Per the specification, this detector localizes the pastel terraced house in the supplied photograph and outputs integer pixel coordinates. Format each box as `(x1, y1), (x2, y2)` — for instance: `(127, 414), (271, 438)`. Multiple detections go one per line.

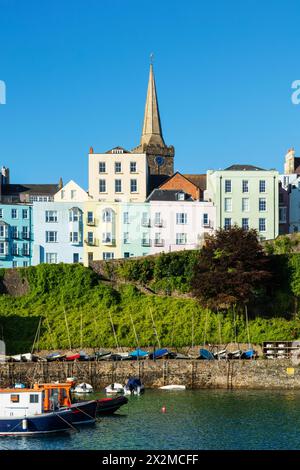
(205, 165), (279, 240)
(0, 204), (32, 268)
(32, 181), (89, 265)
(147, 189), (215, 253)
(120, 203), (151, 258)
(83, 201), (122, 265)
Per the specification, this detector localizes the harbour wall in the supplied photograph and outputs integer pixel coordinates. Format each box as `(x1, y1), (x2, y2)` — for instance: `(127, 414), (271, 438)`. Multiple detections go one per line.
(0, 360), (300, 390)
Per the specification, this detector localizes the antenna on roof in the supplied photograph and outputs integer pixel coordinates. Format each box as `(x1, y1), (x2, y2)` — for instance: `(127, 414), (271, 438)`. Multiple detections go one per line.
(150, 52), (154, 64)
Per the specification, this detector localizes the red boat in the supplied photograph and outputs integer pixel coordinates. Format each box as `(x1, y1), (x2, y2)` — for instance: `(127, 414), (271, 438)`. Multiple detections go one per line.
(96, 396), (128, 415)
(66, 353), (81, 361)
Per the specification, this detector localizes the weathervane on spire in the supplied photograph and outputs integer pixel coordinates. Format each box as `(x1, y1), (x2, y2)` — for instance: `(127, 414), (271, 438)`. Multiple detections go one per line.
(150, 52), (154, 65)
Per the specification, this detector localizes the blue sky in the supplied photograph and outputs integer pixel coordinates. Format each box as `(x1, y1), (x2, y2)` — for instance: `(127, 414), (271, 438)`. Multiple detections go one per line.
(0, 0), (300, 188)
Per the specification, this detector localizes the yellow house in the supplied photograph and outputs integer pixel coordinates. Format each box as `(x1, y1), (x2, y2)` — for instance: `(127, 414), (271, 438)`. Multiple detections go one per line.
(83, 201), (122, 265)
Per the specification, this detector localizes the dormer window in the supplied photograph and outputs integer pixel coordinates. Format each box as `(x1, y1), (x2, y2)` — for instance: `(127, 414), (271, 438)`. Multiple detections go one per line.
(176, 192), (185, 201)
(112, 148), (124, 154)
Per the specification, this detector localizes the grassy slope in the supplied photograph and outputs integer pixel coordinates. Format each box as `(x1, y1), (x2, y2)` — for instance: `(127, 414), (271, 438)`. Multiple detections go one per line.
(0, 263), (299, 354)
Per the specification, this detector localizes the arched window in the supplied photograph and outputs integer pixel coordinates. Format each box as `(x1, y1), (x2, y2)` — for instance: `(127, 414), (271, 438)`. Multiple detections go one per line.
(69, 207), (82, 222)
(102, 209), (113, 222)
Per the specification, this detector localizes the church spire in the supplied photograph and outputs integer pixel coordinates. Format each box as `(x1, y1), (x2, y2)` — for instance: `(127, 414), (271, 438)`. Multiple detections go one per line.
(140, 62), (165, 147)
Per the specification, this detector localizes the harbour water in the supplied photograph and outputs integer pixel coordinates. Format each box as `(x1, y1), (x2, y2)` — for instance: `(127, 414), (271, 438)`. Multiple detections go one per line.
(1, 389), (300, 450)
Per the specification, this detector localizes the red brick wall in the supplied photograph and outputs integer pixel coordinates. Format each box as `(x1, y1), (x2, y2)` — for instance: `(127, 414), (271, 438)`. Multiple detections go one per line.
(159, 173), (201, 200)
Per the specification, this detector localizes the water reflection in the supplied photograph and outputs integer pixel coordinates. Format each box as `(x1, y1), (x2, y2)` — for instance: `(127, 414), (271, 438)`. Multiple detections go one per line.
(1, 390), (300, 450)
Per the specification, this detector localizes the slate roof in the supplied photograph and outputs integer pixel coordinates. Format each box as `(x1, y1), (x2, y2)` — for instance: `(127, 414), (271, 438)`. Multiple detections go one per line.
(146, 189), (194, 202)
(1, 184), (60, 196)
(224, 164), (265, 171)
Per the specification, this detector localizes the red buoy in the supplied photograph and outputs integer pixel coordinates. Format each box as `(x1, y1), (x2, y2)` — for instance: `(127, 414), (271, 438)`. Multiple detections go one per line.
(161, 406), (166, 413)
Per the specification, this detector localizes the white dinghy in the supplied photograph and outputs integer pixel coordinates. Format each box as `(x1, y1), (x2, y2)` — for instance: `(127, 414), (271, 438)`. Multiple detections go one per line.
(105, 383), (124, 394)
(72, 382), (94, 394)
(159, 385), (186, 391)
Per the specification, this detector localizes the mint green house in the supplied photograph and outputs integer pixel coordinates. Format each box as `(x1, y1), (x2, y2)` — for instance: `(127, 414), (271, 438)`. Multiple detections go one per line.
(120, 202), (151, 258)
(205, 165), (279, 240)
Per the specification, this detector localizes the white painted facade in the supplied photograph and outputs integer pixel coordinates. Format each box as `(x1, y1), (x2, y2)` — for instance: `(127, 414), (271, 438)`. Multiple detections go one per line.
(280, 173), (300, 232)
(88, 147), (148, 202)
(54, 180), (90, 203)
(149, 201), (216, 254)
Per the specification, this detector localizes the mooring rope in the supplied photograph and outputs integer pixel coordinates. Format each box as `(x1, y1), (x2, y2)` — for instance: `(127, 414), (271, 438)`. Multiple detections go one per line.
(53, 411), (79, 433)
(71, 405), (95, 421)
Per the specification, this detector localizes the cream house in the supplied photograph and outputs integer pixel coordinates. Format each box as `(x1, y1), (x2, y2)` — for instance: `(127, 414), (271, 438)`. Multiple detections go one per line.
(88, 146), (148, 203)
(54, 180), (90, 202)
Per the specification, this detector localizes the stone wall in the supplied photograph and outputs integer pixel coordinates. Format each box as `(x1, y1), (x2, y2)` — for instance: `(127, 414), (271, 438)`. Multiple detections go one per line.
(0, 360), (299, 390)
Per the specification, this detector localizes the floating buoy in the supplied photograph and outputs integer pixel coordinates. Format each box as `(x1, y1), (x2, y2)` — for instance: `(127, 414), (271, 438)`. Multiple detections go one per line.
(161, 406), (166, 413)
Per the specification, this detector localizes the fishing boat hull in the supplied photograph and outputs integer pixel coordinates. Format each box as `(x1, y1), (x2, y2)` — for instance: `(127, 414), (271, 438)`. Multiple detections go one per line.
(68, 400), (97, 424)
(96, 396), (128, 415)
(0, 409), (74, 436)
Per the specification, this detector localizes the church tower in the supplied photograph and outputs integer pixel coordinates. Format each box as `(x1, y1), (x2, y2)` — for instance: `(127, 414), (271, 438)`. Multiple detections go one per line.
(132, 62), (174, 178)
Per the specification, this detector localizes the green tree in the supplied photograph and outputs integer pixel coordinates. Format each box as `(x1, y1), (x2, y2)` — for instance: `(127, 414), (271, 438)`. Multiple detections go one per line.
(192, 226), (273, 310)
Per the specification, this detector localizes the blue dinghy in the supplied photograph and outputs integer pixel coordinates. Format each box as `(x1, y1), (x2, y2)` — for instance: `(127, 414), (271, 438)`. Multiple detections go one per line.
(129, 349), (148, 359)
(198, 348), (215, 360)
(149, 348), (169, 359)
(241, 349), (256, 359)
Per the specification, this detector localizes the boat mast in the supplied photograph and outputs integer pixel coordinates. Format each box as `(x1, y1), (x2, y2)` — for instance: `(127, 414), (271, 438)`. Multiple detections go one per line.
(31, 317), (42, 354)
(80, 312), (83, 350)
(108, 311), (120, 352)
(245, 304), (251, 349)
(149, 308), (161, 349)
(63, 307), (72, 350)
(129, 313), (139, 349)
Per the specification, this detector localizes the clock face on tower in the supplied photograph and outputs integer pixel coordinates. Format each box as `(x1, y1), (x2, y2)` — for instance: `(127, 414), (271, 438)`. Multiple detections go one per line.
(155, 155), (165, 167)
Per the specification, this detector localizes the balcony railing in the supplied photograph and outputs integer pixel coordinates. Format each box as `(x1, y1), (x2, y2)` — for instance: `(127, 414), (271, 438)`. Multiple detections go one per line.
(22, 251), (30, 257)
(85, 239), (99, 247)
(154, 239), (165, 247)
(102, 238), (116, 245)
(22, 233), (31, 240)
(141, 220), (151, 227)
(141, 239), (151, 247)
(86, 218), (96, 226)
(154, 221), (163, 227)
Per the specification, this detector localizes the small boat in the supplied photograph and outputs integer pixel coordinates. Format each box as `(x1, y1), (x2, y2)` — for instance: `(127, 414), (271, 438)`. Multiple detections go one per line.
(149, 348), (169, 360)
(96, 396), (128, 415)
(227, 349), (242, 359)
(72, 383), (94, 394)
(124, 377), (145, 396)
(10, 353), (41, 362)
(172, 352), (191, 360)
(14, 383), (26, 389)
(66, 353), (81, 361)
(214, 349), (227, 360)
(0, 386), (75, 436)
(46, 352), (66, 362)
(95, 350), (111, 360)
(129, 349), (148, 359)
(198, 348), (215, 360)
(159, 385), (186, 390)
(105, 383), (124, 394)
(241, 349), (256, 359)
